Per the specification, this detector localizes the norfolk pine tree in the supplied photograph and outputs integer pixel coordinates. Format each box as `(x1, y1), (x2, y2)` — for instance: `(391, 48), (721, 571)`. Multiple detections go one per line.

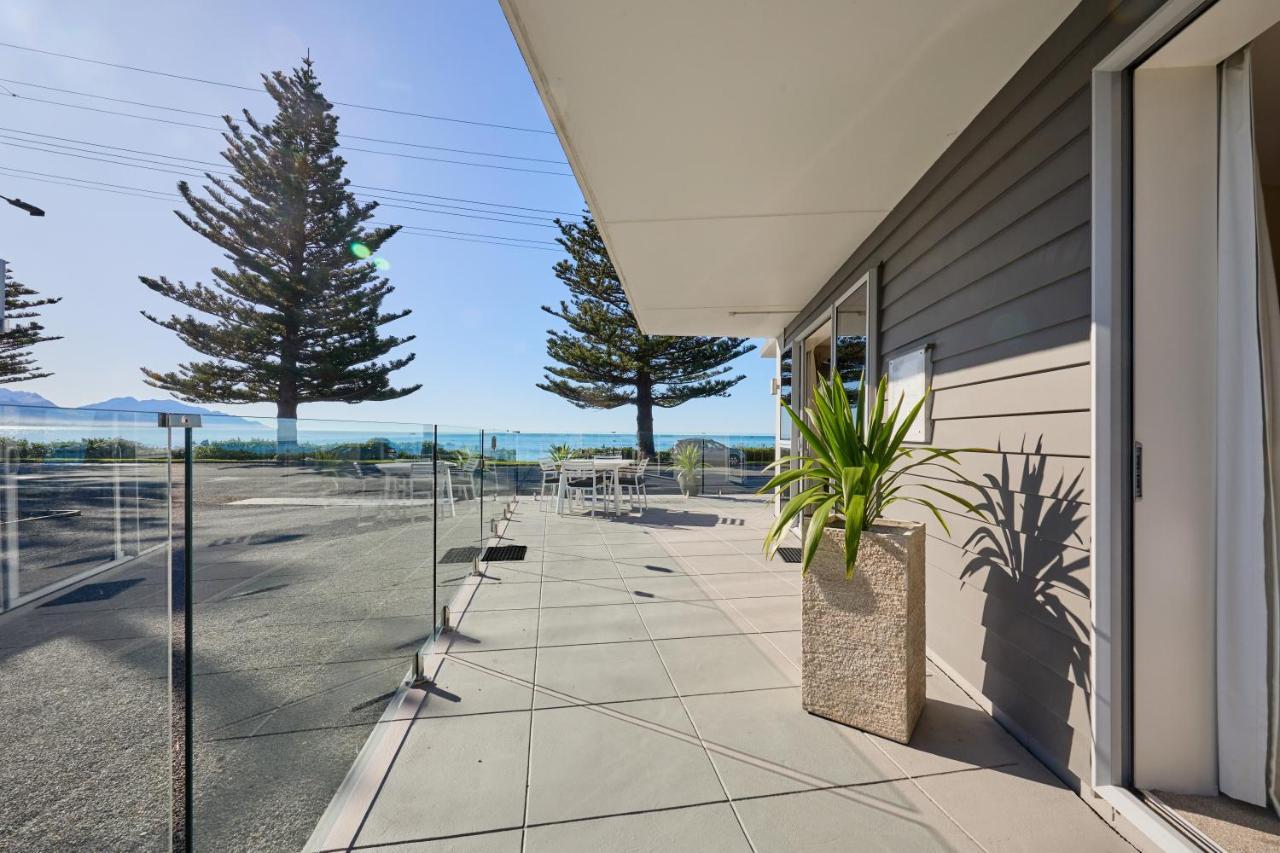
(139, 57), (418, 445)
(0, 264), (60, 384)
(539, 216), (754, 457)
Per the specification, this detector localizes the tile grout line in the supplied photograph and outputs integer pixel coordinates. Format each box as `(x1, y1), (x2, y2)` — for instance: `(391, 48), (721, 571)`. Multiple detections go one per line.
(702, 498), (993, 850)
(659, 500), (802, 674)
(340, 497), (504, 850)
(334, 762), (1017, 852)
(518, 499), (549, 853)
(607, 499), (762, 853)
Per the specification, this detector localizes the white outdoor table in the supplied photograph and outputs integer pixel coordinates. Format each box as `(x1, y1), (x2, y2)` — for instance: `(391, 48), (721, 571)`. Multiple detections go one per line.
(556, 459), (628, 515)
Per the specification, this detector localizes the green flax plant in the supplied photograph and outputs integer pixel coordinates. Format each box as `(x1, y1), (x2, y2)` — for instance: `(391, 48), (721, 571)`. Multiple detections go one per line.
(547, 443), (575, 464)
(759, 374), (983, 577)
(672, 442), (703, 481)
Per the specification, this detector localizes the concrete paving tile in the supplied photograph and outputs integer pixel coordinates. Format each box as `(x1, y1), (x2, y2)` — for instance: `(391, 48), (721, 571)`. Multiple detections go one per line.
(701, 572), (797, 599)
(596, 528), (659, 544)
(864, 670), (1029, 777)
(649, 528), (724, 543)
(720, 596), (800, 633)
(538, 559), (621, 581)
(734, 781), (981, 852)
(656, 634), (799, 694)
(538, 578), (633, 608)
(636, 600), (747, 639)
(536, 603), (650, 647)
(605, 541), (673, 560)
(526, 699), (723, 824)
(525, 803), (751, 853)
(764, 630), (801, 667)
(358, 828), (523, 852)
(448, 608), (538, 652)
(913, 760), (1132, 851)
(665, 540), (741, 556)
(355, 712), (530, 844)
(683, 688), (899, 797)
(680, 553), (774, 575)
(624, 575), (712, 602)
(541, 543), (612, 560)
(473, 564), (543, 584)
(418, 650), (534, 718)
(543, 532), (605, 548)
(534, 640), (675, 706)
(468, 581), (543, 612)
(613, 556), (685, 575)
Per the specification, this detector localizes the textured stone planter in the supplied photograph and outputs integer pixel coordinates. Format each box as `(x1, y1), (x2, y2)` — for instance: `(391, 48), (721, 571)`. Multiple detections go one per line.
(801, 519), (925, 744)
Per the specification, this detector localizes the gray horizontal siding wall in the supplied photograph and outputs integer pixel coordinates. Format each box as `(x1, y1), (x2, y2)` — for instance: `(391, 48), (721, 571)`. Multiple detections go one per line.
(784, 0), (1163, 794)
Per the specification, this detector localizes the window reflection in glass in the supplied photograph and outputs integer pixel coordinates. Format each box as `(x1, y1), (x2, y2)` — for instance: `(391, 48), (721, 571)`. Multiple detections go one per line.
(779, 347), (793, 440)
(835, 286), (868, 411)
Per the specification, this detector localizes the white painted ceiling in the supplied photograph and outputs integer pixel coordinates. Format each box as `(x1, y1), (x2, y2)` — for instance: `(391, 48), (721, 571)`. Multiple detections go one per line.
(501, 0), (1077, 337)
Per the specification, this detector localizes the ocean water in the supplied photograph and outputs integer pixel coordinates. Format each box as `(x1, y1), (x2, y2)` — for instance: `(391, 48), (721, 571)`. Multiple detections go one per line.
(0, 405), (772, 462)
(471, 432), (774, 461)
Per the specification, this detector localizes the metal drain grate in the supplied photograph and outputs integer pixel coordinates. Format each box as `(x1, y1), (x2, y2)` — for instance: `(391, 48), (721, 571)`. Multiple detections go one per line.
(440, 546), (482, 564)
(482, 545), (527, 562)
(776, 547), (803, 564)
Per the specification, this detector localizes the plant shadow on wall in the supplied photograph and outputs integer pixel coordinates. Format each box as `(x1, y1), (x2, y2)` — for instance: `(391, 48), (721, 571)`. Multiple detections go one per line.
(959, 437), (1090, 787)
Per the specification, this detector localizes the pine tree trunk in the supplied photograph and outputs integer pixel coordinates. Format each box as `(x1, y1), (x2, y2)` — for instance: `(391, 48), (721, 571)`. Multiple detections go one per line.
(277, 316), (300, 458)
(635, 378), (656, 459)
(276, 385), (299, 458)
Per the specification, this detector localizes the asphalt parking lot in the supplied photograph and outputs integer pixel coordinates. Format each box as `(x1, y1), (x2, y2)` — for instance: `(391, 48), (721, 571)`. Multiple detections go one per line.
(0, 461), (490, 852)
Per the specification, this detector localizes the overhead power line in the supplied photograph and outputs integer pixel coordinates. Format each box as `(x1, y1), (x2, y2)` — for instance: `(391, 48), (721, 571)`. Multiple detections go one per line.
(0, 166), (563, 250)
(3, 91), (572, 176)
(0, 125), (582, 217)
(0, 135), (564, 227)
(0, 78), (569, 164)
(0, 163), (565, 249)
(0, 41), (558, 135)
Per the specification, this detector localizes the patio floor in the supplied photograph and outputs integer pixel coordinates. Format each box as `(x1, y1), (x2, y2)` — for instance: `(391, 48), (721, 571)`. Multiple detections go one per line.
(313, 494), (1132, 852)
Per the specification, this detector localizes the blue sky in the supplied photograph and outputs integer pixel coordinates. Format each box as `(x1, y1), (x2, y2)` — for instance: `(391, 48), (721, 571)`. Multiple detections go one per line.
(0, 1), (772, 434)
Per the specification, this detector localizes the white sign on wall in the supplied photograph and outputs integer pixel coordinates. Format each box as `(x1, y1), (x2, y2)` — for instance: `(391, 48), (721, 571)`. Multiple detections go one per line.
(885, 345), (933, 443)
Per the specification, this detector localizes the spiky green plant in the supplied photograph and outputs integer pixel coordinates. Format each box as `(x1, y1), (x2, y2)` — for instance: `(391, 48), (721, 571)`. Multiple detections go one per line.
(671, 442), (703, 479)
(547, 443), (574, 463)
(759, 374), (983, 577)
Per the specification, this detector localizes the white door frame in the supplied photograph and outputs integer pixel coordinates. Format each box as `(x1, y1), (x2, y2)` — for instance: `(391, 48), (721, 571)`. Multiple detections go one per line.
(1090, 0), (1224, 845)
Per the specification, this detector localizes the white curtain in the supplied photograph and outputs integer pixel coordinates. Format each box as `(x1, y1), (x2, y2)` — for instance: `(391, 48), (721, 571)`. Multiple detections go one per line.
(1217, 47), (1275, 810)
(1252, 60), (1280, 817)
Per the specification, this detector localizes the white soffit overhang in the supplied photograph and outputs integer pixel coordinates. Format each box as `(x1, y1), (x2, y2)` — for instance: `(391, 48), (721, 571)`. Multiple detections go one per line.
(500, 0), (1077, 337)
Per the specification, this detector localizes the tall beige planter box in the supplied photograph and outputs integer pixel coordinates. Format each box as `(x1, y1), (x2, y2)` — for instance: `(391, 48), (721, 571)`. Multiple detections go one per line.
(801, 519), (925, 744)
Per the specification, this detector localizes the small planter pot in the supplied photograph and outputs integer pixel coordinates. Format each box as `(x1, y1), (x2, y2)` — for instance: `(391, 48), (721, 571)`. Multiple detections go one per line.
(801, 519), (925, 744)
(676, 471), (700, 497)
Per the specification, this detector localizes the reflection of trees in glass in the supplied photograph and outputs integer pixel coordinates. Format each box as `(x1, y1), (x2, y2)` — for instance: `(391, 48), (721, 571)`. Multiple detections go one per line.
(835, 334), (866, 397)
(779, 349), (793, 407)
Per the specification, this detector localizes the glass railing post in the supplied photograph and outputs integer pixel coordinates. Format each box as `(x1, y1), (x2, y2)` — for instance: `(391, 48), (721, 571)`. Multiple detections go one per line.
(432, 424), (439, 633)
(169, 422), (195, 853)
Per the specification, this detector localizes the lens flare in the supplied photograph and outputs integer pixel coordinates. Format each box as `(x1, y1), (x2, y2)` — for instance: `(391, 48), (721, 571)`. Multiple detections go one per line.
(349, 242), (372, 259)
(373, 257), (391, 272)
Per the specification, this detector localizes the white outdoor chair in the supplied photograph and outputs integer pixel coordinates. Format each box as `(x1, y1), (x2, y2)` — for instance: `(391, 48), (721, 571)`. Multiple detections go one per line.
(536, 457), (559, 509)
(618, 457), (649, 511)
(407, 461), (455, 516)
(451, 456), (478, 500)
(559, 459), (607, 516)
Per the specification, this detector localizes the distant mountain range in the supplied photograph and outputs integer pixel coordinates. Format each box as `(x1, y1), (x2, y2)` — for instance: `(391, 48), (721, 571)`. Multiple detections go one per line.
(0, 389), (260, 425)
(0, 389), (55, 408)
